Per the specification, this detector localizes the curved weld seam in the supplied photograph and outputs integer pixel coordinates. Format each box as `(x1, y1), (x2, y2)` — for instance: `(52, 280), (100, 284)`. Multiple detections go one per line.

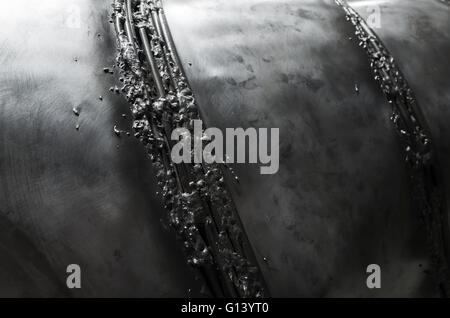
(113, 0), (222, 295)
(336, 0), (450, 296)
(112, 0), (269, 297)
(154, 0), (268, 297)
(156, 0), (269, 295)
(137, 1), (235, 297)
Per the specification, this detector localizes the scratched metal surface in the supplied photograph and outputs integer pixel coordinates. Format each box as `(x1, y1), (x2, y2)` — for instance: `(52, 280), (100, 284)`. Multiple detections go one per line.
(163, 0), (440, 297)
(0, 0), (200, 297)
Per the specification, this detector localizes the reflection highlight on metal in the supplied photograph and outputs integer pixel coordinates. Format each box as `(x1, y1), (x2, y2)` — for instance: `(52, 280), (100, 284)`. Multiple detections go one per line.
(112, 0), (267, 297)
(338, 0), (450, 296)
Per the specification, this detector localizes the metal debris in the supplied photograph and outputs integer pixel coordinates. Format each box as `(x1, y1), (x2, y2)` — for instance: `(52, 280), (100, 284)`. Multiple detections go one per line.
(113, 125), (121, 137)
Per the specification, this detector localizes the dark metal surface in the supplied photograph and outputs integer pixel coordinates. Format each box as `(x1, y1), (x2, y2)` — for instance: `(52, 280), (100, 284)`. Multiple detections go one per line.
(0, 0), (448, 297)
(348, 0), (450, 222)
(340, 0), (450, 296)
(163, 0), (444, 297)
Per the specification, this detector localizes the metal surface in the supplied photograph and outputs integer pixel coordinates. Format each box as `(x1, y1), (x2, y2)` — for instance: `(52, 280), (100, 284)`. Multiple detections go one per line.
(348, 0), (450, 221)
(0, 0), (448, 297)
(0, 0), (201, 297)
(341, 0), (450, 296)
(163, 0), (447, 297)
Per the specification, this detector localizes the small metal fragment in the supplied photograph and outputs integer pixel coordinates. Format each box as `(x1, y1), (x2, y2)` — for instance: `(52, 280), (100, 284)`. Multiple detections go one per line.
(114, 125), (121, 137)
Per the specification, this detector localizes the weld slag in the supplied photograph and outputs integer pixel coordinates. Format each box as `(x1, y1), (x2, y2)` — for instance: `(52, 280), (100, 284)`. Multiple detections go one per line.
(337, 0), (450, 295)
(111, 0), (266, 297)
